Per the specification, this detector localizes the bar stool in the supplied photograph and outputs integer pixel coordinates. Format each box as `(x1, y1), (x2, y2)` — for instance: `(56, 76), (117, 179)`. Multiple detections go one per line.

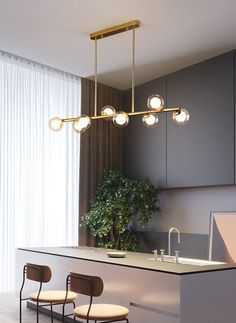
(19, 263), (77, 323)
(62, 272), (129, 323)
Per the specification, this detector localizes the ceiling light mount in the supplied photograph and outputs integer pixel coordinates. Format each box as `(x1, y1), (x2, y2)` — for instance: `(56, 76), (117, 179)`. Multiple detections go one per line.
(49, 20), (190, 133)
(90, 20), (140, 40)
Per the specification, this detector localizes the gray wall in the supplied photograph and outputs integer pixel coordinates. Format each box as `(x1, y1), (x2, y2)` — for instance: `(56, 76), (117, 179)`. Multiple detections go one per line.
(137, 185), (236, 259)
(147, 185), (236, 234)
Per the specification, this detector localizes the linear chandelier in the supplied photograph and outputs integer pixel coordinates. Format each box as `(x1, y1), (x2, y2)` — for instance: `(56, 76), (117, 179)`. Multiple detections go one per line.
(49, 20), (189, 133)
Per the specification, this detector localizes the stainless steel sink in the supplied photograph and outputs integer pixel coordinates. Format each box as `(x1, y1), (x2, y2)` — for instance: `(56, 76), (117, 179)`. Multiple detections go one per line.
(148, 255), (225, 266)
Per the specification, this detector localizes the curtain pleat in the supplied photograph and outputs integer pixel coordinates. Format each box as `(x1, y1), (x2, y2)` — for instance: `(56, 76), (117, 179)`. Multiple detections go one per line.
(79, 78), (123, 246)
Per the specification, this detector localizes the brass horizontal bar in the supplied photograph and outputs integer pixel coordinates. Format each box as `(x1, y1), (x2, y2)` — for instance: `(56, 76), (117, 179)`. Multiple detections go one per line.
(62, 115), (110, 122)
(62, 117), (80, 122)
(90, 20), (140, 40)
(127, 108), (181, 116)
(91, 115), (110, 120)
(160, 107), (182, 114)
(61, 107), (181, 123)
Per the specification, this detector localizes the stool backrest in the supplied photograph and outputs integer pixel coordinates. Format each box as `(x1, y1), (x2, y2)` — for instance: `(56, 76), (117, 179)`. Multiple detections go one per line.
(26, 263), (52, 283)
(69, 272), (103, 297)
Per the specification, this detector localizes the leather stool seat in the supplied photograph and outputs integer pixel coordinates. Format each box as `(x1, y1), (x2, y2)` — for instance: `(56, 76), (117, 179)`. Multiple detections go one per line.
(74, 303), (129, 321)
(30, 290), (77, 303)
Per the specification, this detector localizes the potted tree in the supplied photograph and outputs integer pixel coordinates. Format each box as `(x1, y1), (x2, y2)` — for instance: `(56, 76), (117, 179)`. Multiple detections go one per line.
(81, 168), (161, 251)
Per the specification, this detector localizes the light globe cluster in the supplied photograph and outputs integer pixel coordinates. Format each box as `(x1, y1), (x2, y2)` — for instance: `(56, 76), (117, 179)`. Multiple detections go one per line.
(48, 94), (190, 133)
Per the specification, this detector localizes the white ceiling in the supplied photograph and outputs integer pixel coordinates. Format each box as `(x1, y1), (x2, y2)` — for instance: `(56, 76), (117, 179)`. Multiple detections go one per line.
(0, 0), (236, 90)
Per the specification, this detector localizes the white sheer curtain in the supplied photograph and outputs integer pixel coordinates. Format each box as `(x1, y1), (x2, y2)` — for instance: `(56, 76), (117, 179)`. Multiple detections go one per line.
(0, 52), (81, 292)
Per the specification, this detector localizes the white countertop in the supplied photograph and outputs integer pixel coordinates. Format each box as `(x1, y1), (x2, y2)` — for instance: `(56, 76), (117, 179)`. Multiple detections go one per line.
(18, 246), (236, 275)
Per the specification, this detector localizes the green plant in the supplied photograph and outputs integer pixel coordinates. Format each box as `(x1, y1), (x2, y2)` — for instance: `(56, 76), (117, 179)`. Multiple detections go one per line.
(81, 168), (161, 251)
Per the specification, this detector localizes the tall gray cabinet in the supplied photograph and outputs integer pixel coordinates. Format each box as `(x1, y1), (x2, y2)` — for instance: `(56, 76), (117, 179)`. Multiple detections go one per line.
(166, 51), (234, 187)
(123, 51), (235, 188)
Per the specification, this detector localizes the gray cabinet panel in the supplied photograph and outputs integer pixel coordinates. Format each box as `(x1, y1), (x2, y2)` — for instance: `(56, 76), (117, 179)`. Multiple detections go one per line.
(166, 52), (234, 187)
(235, 51), (236, 184)
(123, 77), (167, 188)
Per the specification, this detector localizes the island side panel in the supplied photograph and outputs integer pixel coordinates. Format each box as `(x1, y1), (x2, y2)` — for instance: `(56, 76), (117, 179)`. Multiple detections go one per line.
(16, 249), (131, 316)
(129, 306), (180, 323)
(181, 269), (236, 323)
(129, 268), (181, 323)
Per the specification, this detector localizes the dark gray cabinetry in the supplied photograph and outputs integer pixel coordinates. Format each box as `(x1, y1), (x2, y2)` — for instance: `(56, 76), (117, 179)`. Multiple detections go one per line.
(235, 53), (236, 184)
(166, 52), (234, 187)
(123, 77), (167, 188)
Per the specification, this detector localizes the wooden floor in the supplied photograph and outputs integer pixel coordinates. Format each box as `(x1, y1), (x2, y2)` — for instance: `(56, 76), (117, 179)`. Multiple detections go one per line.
(0, 293), (61, 323)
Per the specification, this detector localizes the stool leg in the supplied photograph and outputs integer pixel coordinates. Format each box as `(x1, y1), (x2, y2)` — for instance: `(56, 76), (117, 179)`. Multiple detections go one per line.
(62, 303), (65, 323)
(19, 297), (22, 323)
(36, 301), (39, 323)
(73, 301), (76, 323)
(50, 303), (53, 323)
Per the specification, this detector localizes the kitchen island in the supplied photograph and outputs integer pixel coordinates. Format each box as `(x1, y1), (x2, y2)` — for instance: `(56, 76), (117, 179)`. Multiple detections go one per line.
(16, 247), (236, 323)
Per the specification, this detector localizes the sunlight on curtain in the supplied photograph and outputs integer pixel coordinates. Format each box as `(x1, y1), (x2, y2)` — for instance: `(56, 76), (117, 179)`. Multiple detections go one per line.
(0, 52), (81, 292)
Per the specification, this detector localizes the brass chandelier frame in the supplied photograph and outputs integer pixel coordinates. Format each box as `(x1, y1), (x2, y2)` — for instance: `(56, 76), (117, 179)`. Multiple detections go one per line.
(49, 20), (188, 132)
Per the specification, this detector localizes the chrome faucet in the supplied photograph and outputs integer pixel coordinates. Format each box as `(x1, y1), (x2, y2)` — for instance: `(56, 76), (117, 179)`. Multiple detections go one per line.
(168, 227), (181, 256)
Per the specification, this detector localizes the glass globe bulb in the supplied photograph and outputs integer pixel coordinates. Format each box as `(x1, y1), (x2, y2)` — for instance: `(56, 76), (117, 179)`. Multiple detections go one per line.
(73, 115), (91, 133)
(147, 94), (164, 112)
(101, 105), (116, 120)
(113, 111), (129, 127)
(142, 113), (159, 128)
(172, 108), (190, 125)
(48, 117), (63, 131)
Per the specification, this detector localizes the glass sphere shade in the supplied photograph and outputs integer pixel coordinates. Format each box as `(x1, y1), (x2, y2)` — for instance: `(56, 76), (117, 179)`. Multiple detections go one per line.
(48, 117), (63, 131)
(172, 108), (190, 125)
(147, 94), (164, 111)
(113, 111), (129, 127)
(142, 113), (159, 128)
(101, 105), (116, 120)
(73, 115), (91, 133)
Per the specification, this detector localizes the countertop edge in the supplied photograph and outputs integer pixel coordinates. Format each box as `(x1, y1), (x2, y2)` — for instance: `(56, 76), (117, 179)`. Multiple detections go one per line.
(17, 247), (236, 276)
